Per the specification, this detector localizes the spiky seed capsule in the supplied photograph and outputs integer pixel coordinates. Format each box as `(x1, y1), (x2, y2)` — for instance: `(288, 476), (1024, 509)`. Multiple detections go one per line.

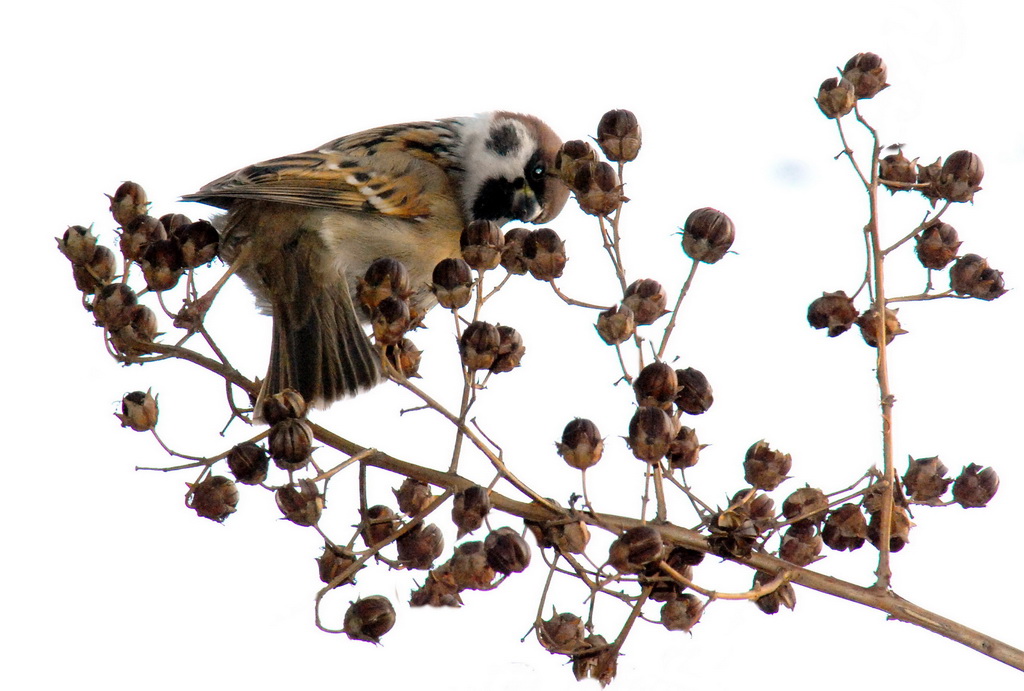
(807, 290), (859, 337)
(753, 570), (796, 614)
(317, 544), (361, 588)
(557, 418), (604, 471)
(73, 245), (117, 294)
(110, 304), (160, 355)
(459, 219), (504, 271)
(553, 139), (598, 186)
(393, 478), (432, 517)
(523, 228), (567, 281)
(268, 418), (313, 470)
(343, 596), (396, 644)
(387, 337), (422, 378)
(634, 362), (679, 410)
(915, 222), (962, 270)
(868, 506), (913, 552)
(361, 505), (399, 546)
(595, 304), (635, 345)
(571, 634), (617, 686)
(259, 389), (307, 426)
(596, 109), (642, 162)
(485, 527), (531, 575)
(357, 256), (411, 310)
(275, 480), (323, 526)
(116, 389), (158, 431)
(141, 238), (185, 292)
(573, 161), (623, 217)
(452, 485), (491, 538)
(449, 541), (496, 590)
(539, 612), (586, 655)
(172, 220), (219, 268)
(459, 321), (501, 371)
(902, 456), (952, 503)
(816, 77), (856, 119)
(188, 476), (238, 523)
(681, 208), (735, 264)
(917, 157), (944, 207)
(707, 509), (759, 559)
(779, 523), (823, 566)
(949, 254), (1007, 301)
(92, 283), (138, 330)
(953, 464), (999, 508)
(666, 425), (702, 470)
(842, 52), (889, 98)
(879, 150), (917, 193)
(782, 487), (829, 526)
(856, 305), (905, 347)
(744, 440), (792, 491)
(938, 150), (984, 203)
(622, 278), (668, 325)
(675, 367), (713, 415)
(396, 522), (444, 570)
(499, 227), (531, 275)
(740, 491), (777, 533)
(491, 325), (525, 373)
(627, 406), (675, 463)
(822, 504), (868, 552)
(371, 295), (411, 346)
(226, 442), (269, 485)
(661, 594), (703, 632)
(608, 526), (664, 573)
(107, 181), (150, 228)
(58, 225), (99, 264)
(120, 215), (167, 263)
(408, 569), (462, 608)
(430, 257), (473, 309)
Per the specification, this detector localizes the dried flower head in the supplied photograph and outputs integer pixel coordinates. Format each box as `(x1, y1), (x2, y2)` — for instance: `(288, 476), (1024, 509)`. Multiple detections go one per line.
(595, 304), (635, 345)
(459, 321), (501, 371)
(358, 257), (411, 310)
(816, 77), (856, 119)
(343, 596), (396, 643)
(499, 227), (532, 275)
(666, 425), (703, 470)
(460, 219), (505, 271)
(116, 389), (158, 432)
(396, 522), (444, 570)
(681, 207), (735, 264)
(452, 485), (491, 538)
(807, 290), (859, 337)
(938, 150), (984, 203)
(952, 463), (999, 508)
(268, 418), (313, 470)
(902, 456), (952, 503)
(622, 278), (668, 325)
(393, 478), (433, 517)
(856, 305), (906, 347)
(226, 442), (269, 485)
(431, 257), (473, 309)
(822, 504), (868, 552)
(744, 440), (792, 491)
(634, 361), (678, 410)
(573, 161), (623, 217)
(275, 479), (323, 526)
(317, 544), (361, 588)
(523, 228), (567, 281)
(661, 594), (703, 632)
(879, 150), (917, 193)
(842, 52), (889, 99)
(596, 109), (642, 162)
(915, 222), (962, 270)
(608, 526), (664, 573)
(188, 475), (239, 523)
(557, 418), (604, 471)
(485, 527), (532, 575)
(675, 367), (713, 415)
(627, 406), (675, 463)
(107, 181), (150, 227)
(539, 611), (587, 655)
(361, 505), (399, 546)
(949, 254), (1006, 301)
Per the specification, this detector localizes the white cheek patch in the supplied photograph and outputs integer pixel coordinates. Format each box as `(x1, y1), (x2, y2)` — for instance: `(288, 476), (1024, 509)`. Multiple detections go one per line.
(459, 115), (537, 219)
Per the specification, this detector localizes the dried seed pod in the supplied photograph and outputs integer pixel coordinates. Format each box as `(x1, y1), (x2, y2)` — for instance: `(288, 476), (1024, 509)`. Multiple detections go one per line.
(608, 526), (664, 573)
(681, 207), (735, 264)
(491, 325), (525, 373)
(485, 527), (531, 575)
(120, 215), (167, 264)
(822, 503), (868, 552)
(862, 479), (908, 514)
(394, 478), (433, 517)
(449, 541), (496, 590)
(371, 295), (411, 346)
(627, 406), (675, 463)
(72, 244), (115, 294)
(459, 321), (501, 371)
(953, 464), (999, 508)
(275, 480), (323, 526)
(622, 278), (668, 325)
(842, 52), (889, 99)
(744, 440), (792, 491)
(260, 389), (308, 426)
(595, 304), (635, 345)
(707, 509), (759, 559)
(634, 362), (678, 410)
(557, 418), (604, 471)
(868, 506), (913, 552)
(816, 77), (856, 119)
(781, 486), (829, 526)
(268, 418), (313, 470)
(666, 425), (702, 470)
(396, 522), (444, 570)
(642, 547), (693, 602)
(539, 611), (586, 655)
(460, 219), (504, 271)
(92, 283), (138, 330)
(596, 108), (642, 162)
(571, 634), (617, 686)
(949, 254), (1007, 301)
(188, 475), (239, 523)
(753, 570), (796, 614)
(386, 337), (422, 378)
(523, 227), (567, 281)
(361, 505), (399, 546)
(499, 227), (531, 275)
(807, 290), (859, 337)
(172, 220), (219, 268)
(857, 305), (906, 347)
(675, 367), (713, 415)
(107, 181), (149, 227)
(226, 442), (269, 485)
(58, 225), (99, 264)
(343, 595), (395, 643)
(903, 456), (952, 503)
(914, 222), (962, 270)
(158, 213), (191, 234)
(430, 257), (473, 309)
(452, 485), (491, 538)
(916, 157), (944, 207)
(110, 304), (160, 355)
(524, 500), (590, 554)
(573, 160), (623, 217)
(141, 238), (185, 292)
(740, 491), (777, 533)
(778, 522), (823, 566)
(938, 150), (984, 203)
(116, 389), (158, 431)
(409, 569), (463, 608)
(879, 150), (917, 193)
(358, 257), (411, 310)
(661, 594), (703, 632)
(317, 544), (361, 588)
(553, 139), (598, 186)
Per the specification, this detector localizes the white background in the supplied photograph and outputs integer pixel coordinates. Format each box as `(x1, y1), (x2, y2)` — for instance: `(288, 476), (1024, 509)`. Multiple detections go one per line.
(5, 1), (1022, 688)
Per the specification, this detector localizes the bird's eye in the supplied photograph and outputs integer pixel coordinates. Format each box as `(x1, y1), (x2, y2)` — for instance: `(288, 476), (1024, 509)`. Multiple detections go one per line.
(528, 163), (546, 181)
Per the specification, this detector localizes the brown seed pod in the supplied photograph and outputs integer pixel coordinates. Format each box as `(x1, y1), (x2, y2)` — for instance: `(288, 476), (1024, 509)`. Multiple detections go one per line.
(116, 389), (158, 431)
(744, 440), (792, 491)
(952, 463), (999, 508)
(460, 219), (504, 271)
(914, 222), (962, 271)
(595, 304), (635, 345)
(842, 52), (889, 99)
(317, 544), (361, 588)
(553, 139), (598, 187)
(491, 325), (525, 373)
(916, 157), (945, 207)
(816, 77), (856, 119)
(596, 109), (642, 162)
(903, 456), (952, 503)
(707, 508), (759, 559)
(172, 220), (219, 268)
(158, 213), (191, 234)
(523, 227), (567, 281)
(58, 225), (99, 265)
(409, 569), (463, 608)
(753, 570), (796, 614)
(608, 526), (664, 573)
(556, 418), (604, 471)
(879, 150), (917, 193)
(268, 418), (313, 470)
(92, 283), (139, 330)
(949, 254), (1007, 301)
(822, 503), (868, 552)
(868, 506), (913, 552)
(675, 367), (713, 415)
(226, 442), (269, 485)
(573, 161), (623, 217)
(661, 594), (703, 632)
(371, 295), (411, 346)
(622, 278), (668, 325)
(386, 337), (422, 378)
(431, 257), (473, 309)
(781, 486), (829, 526)
(358, 257), (411, 310)
(539, 611), (587, 655)
(452, 485), (491, 538)
(72, 245), (116, 294)
(484, 527), (531, 575)
(110, 304), (160, 356)
(107, 181), (150, 228)
(275, 479), (323, 526)
(259, 388), (308, 426)
(627, 406), (675, 463)
(634, 362), (678, 410)
(396, 522), (445, 570)
(938, 150), (984, 203)
(857, 305), (906, 347)
(807, 290), (859, 337)
(459, 321), (500, 371)
(571, 634), (617, 686)
(499, 227), (531, 275)
(778, 522), (823, 566)
(343, 596), (396, 644)
(681, 208), (735, 264)
(394, 478), (433, 517)
(361, 505), (399, 546)
(666, 425), (702, 470)
(524, 499), (591, 554)
(188, 475), (239, 523)
(448, 541), (497, 591)
(120, 215), (167, 264)
(141, 238), (185, 292)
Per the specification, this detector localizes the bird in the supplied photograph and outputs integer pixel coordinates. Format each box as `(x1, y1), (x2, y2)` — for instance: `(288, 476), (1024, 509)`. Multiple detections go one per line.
(182, 112), (569, 414)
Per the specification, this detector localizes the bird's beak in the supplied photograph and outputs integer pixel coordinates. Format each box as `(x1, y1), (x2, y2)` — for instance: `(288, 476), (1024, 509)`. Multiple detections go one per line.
(510, 184), (542, 223)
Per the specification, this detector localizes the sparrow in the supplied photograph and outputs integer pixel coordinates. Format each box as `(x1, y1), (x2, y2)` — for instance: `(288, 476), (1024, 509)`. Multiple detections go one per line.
(182, 112), (569, 412)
